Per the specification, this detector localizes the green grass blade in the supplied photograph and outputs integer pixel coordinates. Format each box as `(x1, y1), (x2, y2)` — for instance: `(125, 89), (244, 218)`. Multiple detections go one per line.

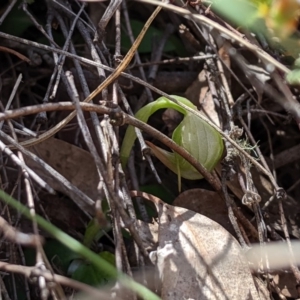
(0, 189), (161, 300)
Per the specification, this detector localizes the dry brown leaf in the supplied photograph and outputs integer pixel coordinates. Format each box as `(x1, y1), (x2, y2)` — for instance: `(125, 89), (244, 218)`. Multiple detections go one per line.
(273, 273), (298, 298)
(185, 69), (220, 127)
(173, 188), (234, 236)
(184, 43), (231, 127)
(131, 191), (263, 300)
(136, 220), (159, 251)
(26, 138), (98, 200)
(24, 138), (98, 215)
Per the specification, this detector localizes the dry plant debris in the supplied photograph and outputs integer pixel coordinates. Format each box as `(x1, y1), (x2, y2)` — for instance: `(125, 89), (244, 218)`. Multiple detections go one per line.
(0, 0), (300, 299)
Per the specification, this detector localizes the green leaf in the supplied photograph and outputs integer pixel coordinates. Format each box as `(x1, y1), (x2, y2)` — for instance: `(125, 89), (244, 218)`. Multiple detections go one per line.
(0, 2), (32, 36)
(212, 0), (258, 29)
(83, 218), (104, 248)
(139, 184), (174, 204)
(286, 69), (300, 85)
(69, 252), (115, 286)
(121, 20), (186, 56)
(44, 240), (80, 273)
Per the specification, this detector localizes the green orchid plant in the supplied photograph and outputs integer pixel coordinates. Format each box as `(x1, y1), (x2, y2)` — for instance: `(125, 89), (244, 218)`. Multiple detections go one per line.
(120, 96), (224, 189)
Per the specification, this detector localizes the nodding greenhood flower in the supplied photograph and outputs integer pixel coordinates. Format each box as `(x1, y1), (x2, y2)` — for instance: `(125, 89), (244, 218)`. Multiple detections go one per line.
(120, 96), (224, 190)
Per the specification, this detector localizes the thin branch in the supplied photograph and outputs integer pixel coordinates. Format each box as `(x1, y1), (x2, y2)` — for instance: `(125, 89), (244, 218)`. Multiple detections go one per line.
(0, 102), (222, 191)
(0, 216), (43, 246)
(0, 261), (120, 299)
(135, 0), (290, 73)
